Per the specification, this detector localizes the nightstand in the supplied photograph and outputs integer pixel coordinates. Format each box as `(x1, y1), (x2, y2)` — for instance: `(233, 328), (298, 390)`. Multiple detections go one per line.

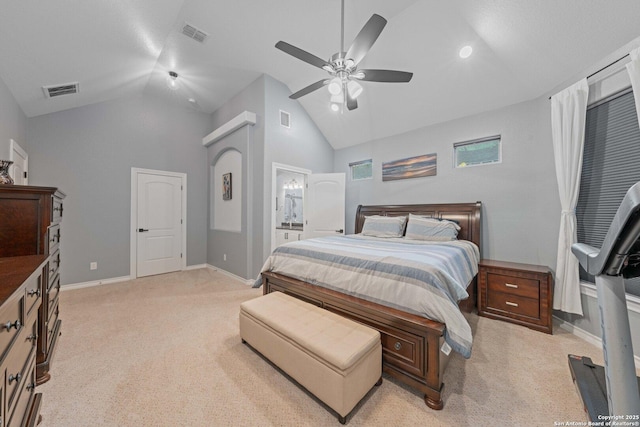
(477, 259), (554, 334)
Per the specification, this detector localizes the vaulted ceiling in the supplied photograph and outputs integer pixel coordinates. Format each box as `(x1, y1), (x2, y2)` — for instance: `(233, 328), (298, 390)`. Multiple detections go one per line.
(1, 1), (639, 149)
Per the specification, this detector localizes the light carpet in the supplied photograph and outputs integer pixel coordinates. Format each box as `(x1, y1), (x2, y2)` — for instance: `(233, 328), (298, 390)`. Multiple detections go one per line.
(37, 268), (600, 426)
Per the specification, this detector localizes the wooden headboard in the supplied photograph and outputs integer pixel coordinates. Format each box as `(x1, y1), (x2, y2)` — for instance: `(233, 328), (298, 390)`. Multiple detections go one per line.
(355, 202), (482, 253)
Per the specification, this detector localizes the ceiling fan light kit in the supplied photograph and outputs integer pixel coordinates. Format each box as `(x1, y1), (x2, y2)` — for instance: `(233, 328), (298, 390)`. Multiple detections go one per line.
(275, 0), (413, 113)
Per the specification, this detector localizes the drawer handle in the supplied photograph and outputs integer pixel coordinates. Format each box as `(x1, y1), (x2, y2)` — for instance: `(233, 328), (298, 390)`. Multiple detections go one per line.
(28, 288), (41, 297)
(8, 372), (22, 384)
(506, 301), (519, 307)
(4, 320), (20, 331)
(27, 333), (37, 343)
(26, 382), (36, 392)
(505, 283), (518, 289)
(394, 342), (402, 351)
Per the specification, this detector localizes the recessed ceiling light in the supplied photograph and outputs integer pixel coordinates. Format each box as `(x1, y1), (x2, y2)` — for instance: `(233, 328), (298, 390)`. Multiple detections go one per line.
(459, 45), (473, 59)
(188, 98), (197, 104)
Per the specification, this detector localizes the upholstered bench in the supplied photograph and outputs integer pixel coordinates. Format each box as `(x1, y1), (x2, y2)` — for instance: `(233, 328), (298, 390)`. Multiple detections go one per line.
(239, 291), (382, 424)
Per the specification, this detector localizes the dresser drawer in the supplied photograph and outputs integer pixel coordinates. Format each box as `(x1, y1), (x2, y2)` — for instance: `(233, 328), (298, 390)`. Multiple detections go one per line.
(48, 275), (61, 308)
(486, 273), (539, 299)
(48, 224), (60, 253)
(6, 351), (37, 427)
(51, 196), (63, 224)
(24, 273), (42, 319)
(5, 319), (37, 417)
(0, 294), (24, 362)
(48, 250), (60, 283)
(487, 291), (540, 319)
(47, 297), (59, 347)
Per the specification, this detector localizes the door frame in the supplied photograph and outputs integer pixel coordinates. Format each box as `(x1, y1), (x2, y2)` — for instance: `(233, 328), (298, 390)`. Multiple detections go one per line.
(9, 139), (28, 184)
(271, 163), (311, 252)
(130, 167), (187, 278)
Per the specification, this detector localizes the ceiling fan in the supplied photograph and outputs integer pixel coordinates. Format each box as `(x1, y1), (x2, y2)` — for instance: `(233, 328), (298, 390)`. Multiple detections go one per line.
(275, 0), (413, 112)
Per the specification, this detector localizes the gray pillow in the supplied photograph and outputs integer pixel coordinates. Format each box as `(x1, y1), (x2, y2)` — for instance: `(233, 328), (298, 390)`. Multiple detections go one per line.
(361, 215), (407, 237)
(404, 214), (460, 241)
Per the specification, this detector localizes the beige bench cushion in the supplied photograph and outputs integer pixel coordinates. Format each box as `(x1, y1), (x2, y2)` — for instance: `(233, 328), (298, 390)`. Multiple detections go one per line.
(240, 291), (380, 373)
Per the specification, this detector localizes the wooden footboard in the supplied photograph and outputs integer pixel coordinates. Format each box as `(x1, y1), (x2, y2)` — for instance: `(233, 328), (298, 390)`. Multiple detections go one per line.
(263, 271), (454, 409)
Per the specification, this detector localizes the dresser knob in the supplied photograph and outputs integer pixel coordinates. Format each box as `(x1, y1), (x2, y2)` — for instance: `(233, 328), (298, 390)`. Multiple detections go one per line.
(28, 288), (41, 297)
(27, 333), (36, 343)
(26, 382), (35, 392)
(394, 342), (402, 351)
(4, 320), (20, 331)
(8, 372), (22, 384)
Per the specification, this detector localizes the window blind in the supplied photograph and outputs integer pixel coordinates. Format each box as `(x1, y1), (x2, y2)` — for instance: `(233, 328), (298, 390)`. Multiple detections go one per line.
(576, 88), (640, 295)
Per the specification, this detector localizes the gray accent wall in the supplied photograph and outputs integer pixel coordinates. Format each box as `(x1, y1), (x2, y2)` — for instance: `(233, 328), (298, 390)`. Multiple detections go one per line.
(0, 74), (27, 160)
(262, 75), (334, 267)
(26, 94), (211, 285)
(207, 76), (265, 280)
(334, 96), (560, 267)
(206, 74), (333, 280)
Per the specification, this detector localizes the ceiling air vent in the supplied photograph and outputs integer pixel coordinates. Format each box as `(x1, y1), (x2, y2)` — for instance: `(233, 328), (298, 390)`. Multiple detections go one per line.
(42, 82), (79, 99)
(181, 22), (208, 43)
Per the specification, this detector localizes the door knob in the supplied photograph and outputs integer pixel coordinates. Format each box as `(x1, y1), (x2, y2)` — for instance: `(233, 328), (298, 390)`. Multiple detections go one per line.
(335, 229), (344, 233)
(138, 228), (149, 232)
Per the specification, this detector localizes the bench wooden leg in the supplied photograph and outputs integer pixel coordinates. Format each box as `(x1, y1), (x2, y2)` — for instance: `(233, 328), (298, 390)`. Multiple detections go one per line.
(338, 415), (347, 424)
(375, 377), (383, 386)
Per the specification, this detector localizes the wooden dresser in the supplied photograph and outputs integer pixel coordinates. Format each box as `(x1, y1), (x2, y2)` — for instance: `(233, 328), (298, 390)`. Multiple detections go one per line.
(0, 185), (65, 385)
(477, 259), (554, 334)
(0, 255), (47, 426)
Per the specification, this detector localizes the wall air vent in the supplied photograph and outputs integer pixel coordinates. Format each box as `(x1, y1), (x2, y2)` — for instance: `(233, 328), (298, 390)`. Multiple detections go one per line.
(42, 82), (79, 99)
(181, 22), (208, 43)
(280, 110), (291, 128)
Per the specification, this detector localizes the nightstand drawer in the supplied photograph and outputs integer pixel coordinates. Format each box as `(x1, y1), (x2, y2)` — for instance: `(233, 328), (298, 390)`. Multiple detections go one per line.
(487, 273), (540, 299)
(487, 291), (539, 318)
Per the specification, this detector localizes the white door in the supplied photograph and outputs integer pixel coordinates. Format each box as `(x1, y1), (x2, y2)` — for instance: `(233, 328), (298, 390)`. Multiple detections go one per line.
(9, 139), (28, 185)
(304, 173), (346, 239)
(136, 173), (183, 277)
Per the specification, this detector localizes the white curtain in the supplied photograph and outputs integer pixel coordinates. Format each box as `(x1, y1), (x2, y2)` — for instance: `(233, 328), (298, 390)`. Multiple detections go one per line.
(551, 79), (589, 315)
(626, 47), (640, 124)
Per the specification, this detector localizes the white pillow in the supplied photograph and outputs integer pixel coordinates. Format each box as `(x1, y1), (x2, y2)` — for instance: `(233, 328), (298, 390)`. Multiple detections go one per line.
(361, 215), (407, 237)
(404, 214), (460, 241)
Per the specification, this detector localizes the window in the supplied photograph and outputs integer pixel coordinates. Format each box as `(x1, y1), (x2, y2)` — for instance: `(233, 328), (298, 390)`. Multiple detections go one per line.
(576, 88), (640, 295)
(349, 159), (373, 181)
(453, 135), (501, 168)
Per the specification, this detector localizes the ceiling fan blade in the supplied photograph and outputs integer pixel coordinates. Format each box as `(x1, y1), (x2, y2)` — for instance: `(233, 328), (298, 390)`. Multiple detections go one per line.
(345, 14), (387, 65)
(346, 93), (358, 111)
(289, 79), (329, 99)
(275, 41), (329, 69)
(358, 69), (413, 83)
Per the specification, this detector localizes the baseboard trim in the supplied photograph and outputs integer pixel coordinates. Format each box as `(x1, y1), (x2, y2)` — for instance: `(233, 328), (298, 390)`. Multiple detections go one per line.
(185, 264), (207, 271)
(206, 264), (254, 286)
(554, 315), (640, 368)
(61, 275), (131, 291)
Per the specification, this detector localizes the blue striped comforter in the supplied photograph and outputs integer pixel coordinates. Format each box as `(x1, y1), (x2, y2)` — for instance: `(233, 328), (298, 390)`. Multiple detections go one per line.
(256, 234), (479, 358)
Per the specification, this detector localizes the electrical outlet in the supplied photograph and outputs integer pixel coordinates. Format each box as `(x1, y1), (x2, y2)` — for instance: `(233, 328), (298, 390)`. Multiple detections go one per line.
(90, 262), (97, 270)
(223, 254), (227, 261)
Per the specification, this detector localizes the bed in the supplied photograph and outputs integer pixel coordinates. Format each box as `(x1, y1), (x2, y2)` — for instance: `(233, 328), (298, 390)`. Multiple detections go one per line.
(259, 202), (482, 409)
